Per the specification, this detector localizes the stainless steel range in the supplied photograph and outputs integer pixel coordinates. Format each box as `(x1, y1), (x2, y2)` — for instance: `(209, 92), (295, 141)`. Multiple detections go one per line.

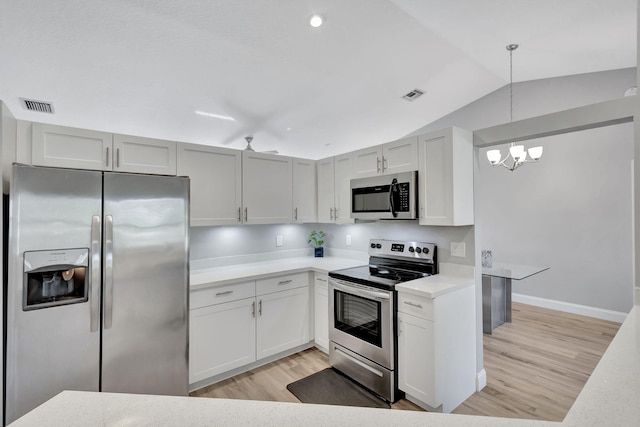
(328, 239), (437, 402)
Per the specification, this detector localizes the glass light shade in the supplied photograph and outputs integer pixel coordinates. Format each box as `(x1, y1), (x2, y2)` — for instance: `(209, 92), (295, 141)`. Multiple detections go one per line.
(528, 146), (543, 160)
(309, 14), (324, 27)
(509, 145), (525, 160)
(487, 149), (501, 165)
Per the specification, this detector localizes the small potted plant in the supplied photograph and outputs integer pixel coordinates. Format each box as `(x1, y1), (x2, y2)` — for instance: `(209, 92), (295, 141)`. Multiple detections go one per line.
(308, 230), (326, 257)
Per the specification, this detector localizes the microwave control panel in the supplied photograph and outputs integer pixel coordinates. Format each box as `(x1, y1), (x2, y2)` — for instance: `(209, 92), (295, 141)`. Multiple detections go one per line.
(397, 183), (410, 211)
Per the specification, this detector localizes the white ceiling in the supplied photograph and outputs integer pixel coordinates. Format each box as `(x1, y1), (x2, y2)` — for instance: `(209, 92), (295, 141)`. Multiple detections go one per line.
(0, 0), (636, 159)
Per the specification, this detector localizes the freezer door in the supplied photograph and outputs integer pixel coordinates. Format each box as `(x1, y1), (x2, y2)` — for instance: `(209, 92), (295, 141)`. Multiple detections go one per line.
(101, 172), (189, 396)
(5, 165), (102, 424)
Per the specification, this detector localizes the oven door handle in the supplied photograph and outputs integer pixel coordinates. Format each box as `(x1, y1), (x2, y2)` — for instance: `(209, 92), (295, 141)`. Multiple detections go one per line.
(331, 282), (390, 301)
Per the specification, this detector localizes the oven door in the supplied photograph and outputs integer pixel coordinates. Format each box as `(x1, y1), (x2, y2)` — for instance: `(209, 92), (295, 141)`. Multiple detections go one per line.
(329, 278), (394, 369)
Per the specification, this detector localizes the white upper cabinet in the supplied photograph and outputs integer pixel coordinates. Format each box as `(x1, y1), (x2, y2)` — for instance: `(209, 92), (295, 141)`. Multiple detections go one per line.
(352, 137), (418, 178)
(31, 123), (177, 175)
(177, 143), (243, 226)
(383, 136), (419, 175)
(242, 151), (293, 224)
(418, 127), (474, 226)
(334, 153), (354, 224)
(316, 157), (335, 223)
(292, 158), (317, 223)
(32, 123), (112, 171)
(317, 153), (354, 224)
(113, 134), (177, 175)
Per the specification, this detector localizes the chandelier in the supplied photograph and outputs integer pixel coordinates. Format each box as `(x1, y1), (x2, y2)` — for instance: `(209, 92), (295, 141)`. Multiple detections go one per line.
(486, 44), (543, 171)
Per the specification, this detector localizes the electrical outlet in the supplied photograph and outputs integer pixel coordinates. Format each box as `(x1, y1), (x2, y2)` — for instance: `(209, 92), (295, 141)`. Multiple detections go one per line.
(451, 241), (465, 257)
(276, 235), (283, 247)
(346, 235), (352, 246)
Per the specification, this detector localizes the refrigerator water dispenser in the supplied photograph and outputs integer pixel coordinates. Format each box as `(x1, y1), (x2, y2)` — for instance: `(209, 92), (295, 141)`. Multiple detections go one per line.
(23, 248), (89, 310)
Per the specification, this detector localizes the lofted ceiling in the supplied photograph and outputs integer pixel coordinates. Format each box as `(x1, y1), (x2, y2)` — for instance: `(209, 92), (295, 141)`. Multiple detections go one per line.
(0, 0), (636, 159)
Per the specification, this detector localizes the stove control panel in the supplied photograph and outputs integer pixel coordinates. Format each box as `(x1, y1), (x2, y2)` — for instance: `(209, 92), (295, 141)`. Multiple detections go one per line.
(369, 239), (436, 261)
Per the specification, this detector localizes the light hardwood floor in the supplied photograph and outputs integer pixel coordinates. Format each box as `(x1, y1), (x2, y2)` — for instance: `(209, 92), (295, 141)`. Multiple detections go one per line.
(190, 302), (620, 421)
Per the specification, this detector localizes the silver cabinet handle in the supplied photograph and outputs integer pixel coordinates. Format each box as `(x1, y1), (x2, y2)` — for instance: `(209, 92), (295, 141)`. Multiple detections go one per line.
(294, 207), (298, 221)
(329, 207), (334, 220)
(116, 148), (120, 168)
(244, 207), (248, 222)
(106, 147), (110, 167)
(252, 301), (256, 318)
(404, 301), (423, 309)
(316, 278), (327, 282)
(90, 215), (101, 332)
(237, 207), (242, 222)
(334, 208), (338, 220)
(258, 299), (262, 316)
(377, 157), (381, 174)
(382, 156), (387, 173)
(278, 279), (292, 285)
(104, 214), (114, 329)
(216, 290), (234, 296)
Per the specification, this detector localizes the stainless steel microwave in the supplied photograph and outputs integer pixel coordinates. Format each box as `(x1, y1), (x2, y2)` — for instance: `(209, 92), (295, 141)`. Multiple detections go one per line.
(350, 171), (418, 220)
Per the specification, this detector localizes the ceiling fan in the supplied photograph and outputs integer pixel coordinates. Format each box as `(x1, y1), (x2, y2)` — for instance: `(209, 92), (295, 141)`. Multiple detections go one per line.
(243, 136), (279, 154)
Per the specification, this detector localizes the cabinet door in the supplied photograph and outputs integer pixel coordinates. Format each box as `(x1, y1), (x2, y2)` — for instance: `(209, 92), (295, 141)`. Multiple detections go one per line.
(113, 134), (176, 175)
(353, 145), (382, 178)
(189, 298), (257, 384)
(418, 127), (473, 226)
(316, 157), (335, 223)
(32, 123), (112, 171)
(177, 143), (243, 226)
(292, 158), (317, 223)
(256, 287), (309, 360)
(242, 151), (293, 224)
(313, 274), (329, 353)
(383, 136), (418, 174)
(334, 153), (354, 224)
(398, 311), (439, 407)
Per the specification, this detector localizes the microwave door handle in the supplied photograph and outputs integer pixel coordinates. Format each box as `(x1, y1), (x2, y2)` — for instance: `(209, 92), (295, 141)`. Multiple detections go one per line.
(389, 178), (398, 218)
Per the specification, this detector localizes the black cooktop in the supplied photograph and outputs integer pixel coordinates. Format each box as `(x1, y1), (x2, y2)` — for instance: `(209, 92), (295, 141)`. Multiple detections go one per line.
(329, 259), (435, 290)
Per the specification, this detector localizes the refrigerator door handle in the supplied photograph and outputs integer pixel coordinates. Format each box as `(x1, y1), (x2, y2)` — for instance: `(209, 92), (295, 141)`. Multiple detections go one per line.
(104, 214), (114, 329)
(90, 215), (101, 332)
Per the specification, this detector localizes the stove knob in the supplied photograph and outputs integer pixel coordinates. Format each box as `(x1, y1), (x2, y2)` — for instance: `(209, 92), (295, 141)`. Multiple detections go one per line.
(408, 247), (415, 253)
(376, 243), (382, 249)
(422, 247), (430, 254)
(415, 247), (422, 254)
(370, 243), (376, 249)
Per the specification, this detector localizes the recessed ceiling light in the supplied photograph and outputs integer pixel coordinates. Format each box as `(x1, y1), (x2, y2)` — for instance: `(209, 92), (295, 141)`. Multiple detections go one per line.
(195, 110), (236, 122)
(309, 14), (324, 28)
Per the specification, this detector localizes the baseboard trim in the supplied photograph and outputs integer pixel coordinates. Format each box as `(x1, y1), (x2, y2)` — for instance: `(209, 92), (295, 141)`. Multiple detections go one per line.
(476, 369), (486, 391)
(512, 293), (628, 323)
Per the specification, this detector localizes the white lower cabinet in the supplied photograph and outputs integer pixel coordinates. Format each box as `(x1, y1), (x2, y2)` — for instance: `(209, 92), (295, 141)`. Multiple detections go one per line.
(190, 297), (257, 384)
(313, 273), (329, 353)
(189, 273), (310, 386)
(397, 286), (476, 413)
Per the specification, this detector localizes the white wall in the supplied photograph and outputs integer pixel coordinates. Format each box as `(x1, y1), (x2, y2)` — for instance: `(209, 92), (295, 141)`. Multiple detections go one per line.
(190, 221), (475, 266)
(412, 68), (636, 313)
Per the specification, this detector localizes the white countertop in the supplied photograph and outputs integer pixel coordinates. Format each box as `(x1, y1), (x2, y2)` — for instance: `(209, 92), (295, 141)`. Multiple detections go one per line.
(190, 256), (366, 289)
(396, 263), (475, 298)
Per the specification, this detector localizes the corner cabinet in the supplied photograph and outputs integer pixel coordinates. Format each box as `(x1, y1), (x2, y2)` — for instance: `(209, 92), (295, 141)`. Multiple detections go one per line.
(397, 285), (476, 413)
(352, 137), (419, 178)
(292, 158), (317, 223)
(31, 123), (177, 175)
(242, 151), (293, 224)
(418, 127), (474, 226)
(316, 153), (354, 224)
(177, 143), (243, 226)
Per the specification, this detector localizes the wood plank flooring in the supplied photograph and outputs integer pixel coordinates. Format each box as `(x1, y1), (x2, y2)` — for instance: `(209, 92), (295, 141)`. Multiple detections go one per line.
(190, 302), (620, 421)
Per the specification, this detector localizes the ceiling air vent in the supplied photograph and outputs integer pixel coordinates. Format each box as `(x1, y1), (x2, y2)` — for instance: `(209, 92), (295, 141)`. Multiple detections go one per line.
(402, 89), (424, 101)
(20, 98), (55, 114)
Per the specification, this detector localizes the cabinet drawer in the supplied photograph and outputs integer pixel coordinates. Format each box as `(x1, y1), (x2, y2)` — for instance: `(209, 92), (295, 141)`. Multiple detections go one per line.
(256, 272), (309, 295)
(191, 281), (255, 309)
(398, 292), (434, 321)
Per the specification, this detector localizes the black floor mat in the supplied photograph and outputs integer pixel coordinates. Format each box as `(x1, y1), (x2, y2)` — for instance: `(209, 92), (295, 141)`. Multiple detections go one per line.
(286, 368), (390, 409)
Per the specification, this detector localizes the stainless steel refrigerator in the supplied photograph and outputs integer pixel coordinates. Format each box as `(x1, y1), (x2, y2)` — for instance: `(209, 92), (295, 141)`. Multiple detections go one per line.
(4, 164), (189, 424)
